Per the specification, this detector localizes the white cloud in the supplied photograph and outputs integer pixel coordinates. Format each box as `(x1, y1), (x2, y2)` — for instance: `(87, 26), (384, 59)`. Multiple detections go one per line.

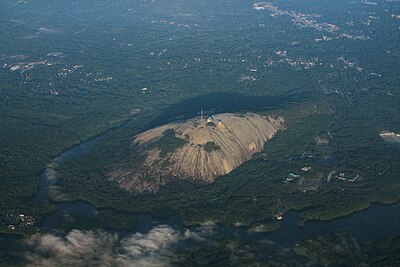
(23, 224), (215, 267)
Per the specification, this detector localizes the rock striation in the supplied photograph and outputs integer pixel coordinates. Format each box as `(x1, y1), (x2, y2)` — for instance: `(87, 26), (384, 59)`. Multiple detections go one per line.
(109, 113), (284, 192)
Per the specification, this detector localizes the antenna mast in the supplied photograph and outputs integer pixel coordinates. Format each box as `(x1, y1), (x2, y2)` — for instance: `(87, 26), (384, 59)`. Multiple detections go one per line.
(201, 107), (203, 125)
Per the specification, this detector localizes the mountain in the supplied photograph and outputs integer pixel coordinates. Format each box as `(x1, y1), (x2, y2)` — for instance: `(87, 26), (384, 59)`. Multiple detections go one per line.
(109, 113), (284, 192)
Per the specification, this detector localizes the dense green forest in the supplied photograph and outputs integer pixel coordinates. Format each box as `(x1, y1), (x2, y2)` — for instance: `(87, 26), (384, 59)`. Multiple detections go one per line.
(0, 0), (399, 244)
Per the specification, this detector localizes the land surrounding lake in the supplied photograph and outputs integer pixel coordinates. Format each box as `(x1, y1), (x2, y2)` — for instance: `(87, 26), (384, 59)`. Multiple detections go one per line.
(1, 0), (400, 265)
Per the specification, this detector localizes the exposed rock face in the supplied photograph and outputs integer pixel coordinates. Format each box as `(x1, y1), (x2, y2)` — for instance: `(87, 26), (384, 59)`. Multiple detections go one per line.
(109, 113), (284, 192)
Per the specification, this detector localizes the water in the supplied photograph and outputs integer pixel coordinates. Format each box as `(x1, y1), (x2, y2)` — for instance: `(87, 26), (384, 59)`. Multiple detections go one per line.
(30, 137), (102, 204)
(42, 202), (97, 231)
(232, 203), (400, 245)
